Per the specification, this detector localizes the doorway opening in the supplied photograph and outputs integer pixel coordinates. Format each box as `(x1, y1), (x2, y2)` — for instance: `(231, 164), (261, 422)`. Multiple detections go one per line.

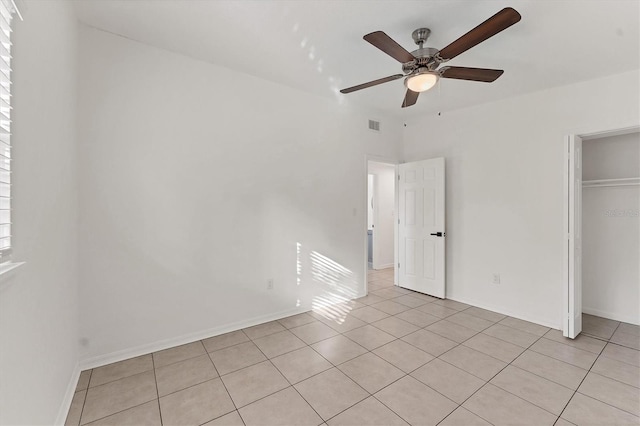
(367, 161), (396, 282)
(564, 127), (640, 340)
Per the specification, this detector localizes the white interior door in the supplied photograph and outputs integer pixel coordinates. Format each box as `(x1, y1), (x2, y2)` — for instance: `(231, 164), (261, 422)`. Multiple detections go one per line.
(564, 135), (583, 338)
(398, 158), (445, 298)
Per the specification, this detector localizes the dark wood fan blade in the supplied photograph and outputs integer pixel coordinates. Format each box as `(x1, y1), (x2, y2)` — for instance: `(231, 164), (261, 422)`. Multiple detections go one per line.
(340, 74), (404, 94)
(440, 66), (504, 82)
(439, 7), (521, 60)
(402, 89), (419, 108)
(364, 31), (415, 63)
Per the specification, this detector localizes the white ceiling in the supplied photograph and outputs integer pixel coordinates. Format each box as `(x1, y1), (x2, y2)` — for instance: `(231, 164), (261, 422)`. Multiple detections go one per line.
(74, 0), (639, 119)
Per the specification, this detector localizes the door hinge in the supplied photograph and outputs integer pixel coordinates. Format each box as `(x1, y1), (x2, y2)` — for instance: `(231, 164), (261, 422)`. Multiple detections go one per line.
(398, 175), (400, 181)
(398, 263), (400, 268)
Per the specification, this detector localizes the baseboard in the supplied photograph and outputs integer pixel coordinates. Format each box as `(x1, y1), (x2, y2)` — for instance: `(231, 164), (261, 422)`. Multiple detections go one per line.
(55, 363), (80, 426)
(583, 307), (640, 326)
(446, 294), (561, 330)
(372, 263), (394, 270)
(79, 304), (315, 370)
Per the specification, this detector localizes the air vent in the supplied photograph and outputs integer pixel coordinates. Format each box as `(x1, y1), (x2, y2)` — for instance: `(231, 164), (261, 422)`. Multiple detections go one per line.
(368, 119), (381, 132)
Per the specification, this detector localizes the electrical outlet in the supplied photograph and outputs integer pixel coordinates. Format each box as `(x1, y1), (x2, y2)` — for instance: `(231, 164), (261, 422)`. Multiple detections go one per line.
(492, 273), (501, 285)
(267, 279), (274, 290)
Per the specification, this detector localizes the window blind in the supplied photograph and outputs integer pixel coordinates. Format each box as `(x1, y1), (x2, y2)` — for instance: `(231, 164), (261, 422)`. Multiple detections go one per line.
(0, 0), (17, 261)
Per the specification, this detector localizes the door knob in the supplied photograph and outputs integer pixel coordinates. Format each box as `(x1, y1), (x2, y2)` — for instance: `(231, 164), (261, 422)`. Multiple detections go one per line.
(430, 232), (445, 237)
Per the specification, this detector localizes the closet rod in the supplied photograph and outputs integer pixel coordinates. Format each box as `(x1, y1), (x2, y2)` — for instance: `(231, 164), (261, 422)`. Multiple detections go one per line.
(583, 177), (640, 188)
(583, 183), (640, 188)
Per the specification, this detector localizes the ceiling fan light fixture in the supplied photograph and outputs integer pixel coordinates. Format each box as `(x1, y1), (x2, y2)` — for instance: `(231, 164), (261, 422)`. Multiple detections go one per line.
(340, 8), (521, 107)
(405, 71), (439, 93)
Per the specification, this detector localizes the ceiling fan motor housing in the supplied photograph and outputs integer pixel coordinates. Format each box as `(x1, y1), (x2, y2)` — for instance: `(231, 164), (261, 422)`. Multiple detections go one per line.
(403, 47), (441, 74)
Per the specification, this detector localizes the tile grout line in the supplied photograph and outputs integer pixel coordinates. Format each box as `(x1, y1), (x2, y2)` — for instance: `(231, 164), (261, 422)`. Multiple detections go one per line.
(88, 329), (292, 397)
(235, 331), (342, 425)
(320, 349), (414, 424)
(80, 400), (159, 426)
(554, 333), (611, 423)
(599, 340), (640, 368)
(195, 348), (238, 426)
(150, 353), (164, 426)
(433, 323), (551, 425)
(510, 349), (591, 390)
(97, 375), (235, 424)
(545, 320), (640, 421)
(84, 368), (154, 390)
(573, 385), (640, 418)
(76, 371), (159, 425)
(526, 341), (595, 366)
(91, 352), (214, 402)
(586, 361), (640, 389)
(257, 341), (331, 425)
(204, 348), (243, 425)
(85, 352), (186, 390)
(364, 359), (462, 426)
(75, 369), (92, 426)
(562, 322), (640, 419)
(581, 317), (620, 342)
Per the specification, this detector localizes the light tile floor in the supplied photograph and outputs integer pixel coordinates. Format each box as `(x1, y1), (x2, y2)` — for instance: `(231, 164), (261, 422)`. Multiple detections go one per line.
(66, 268), (640, 425)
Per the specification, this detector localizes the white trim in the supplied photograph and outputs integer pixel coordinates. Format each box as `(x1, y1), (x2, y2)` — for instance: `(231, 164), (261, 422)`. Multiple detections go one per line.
(55, 364), (80, 426)
(580, 125), (640, 140)
(583, 307), (640, 326)
(80, 301), (346, 370)
(446, 294), (561, 330)
(563, 135), (570, 337)
(394, 163), (399, 286)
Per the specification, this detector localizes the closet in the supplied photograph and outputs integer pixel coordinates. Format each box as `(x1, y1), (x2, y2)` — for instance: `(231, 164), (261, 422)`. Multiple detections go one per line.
(582, 131), (640, 325)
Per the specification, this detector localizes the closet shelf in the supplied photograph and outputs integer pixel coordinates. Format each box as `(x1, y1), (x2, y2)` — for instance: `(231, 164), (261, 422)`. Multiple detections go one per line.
(583, 177), (640, 188)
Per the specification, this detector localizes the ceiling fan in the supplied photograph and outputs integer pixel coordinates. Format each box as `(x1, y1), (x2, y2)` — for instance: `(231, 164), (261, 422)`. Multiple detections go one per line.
(340, 7), (521, 108)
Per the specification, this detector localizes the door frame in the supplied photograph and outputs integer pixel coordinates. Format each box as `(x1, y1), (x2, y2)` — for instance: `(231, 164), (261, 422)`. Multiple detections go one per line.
(563, 124), (639, 337)
(364, 155), (399, 295)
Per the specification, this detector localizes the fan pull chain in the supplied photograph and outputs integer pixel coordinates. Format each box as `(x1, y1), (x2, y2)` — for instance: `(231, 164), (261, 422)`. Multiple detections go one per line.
(437, 77), (442, 116)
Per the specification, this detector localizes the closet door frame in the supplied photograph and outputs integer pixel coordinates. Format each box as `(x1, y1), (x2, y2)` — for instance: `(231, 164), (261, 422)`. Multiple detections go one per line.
(562, 125), (639, 338)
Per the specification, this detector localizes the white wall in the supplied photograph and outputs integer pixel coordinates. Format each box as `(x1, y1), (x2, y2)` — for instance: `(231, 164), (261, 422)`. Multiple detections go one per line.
(582, 132), (640, 324)
(369, 162), (395, 270)
(0, 1), (79, 424)
(77, 26), (401, 363)
(402, 70), (640, 329)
